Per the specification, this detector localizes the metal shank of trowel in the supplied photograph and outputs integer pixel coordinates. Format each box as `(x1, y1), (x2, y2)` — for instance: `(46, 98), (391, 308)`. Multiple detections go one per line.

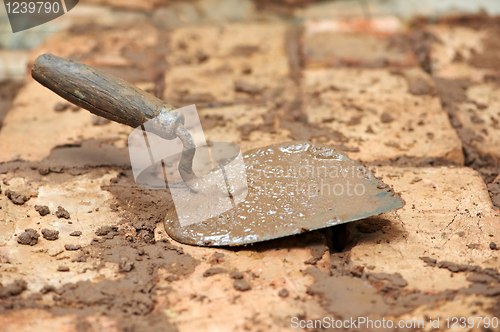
(31, 53), (197, 183)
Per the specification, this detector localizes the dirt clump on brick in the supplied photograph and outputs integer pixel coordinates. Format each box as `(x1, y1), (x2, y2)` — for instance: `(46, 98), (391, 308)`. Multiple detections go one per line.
(35, 205), (50, 216)
(41, 228), (59, 241)
(233, 279), (252, 291)
(17, 229), (39, 246)
(64, 244), (81, 251)
(55, 206), (70, 219)
(5, 189), (30, 205)
(203, 267), (227, 277)
(2, 220), (198, 332)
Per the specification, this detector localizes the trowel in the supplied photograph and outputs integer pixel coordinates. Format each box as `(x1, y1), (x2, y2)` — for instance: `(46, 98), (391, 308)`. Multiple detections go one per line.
(165, 141), (405, 246)
(32, 54), (405, 247)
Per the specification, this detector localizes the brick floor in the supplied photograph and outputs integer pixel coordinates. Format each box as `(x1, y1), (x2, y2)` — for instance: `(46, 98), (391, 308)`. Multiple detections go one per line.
(302, 17), (417, 68)
(455, 83), (500, 163)
(0, 81), (130, 163)
(164, 23), (295, 106)
(303, 67), (463, 163)
(428, 24), (500, 164)
(1, 7), (499, 332)
(428, 24), (500, 82)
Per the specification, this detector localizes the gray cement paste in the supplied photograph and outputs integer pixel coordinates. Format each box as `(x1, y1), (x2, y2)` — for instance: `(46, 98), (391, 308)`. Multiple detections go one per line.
(165, 141), (405, 246)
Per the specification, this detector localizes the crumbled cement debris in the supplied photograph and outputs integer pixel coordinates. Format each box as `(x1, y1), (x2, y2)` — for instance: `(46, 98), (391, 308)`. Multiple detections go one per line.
(233, 279), (251, 291)
(419, 256), (437, 267)
(203, 267), (227, 277)
(409, 177), (422, 184)
(48, 248), (64, 257)
(368, 272), (408, 287)
(5, 189), (29, 205)
(119, 257), (134, 272)
(209, 252), (225, 264)
(42, 228), (59, 241)
(17, 229), (39, 246)
(380, 112), (394, 123)
(55, 206), (70, 219)
(95, 226), (116, 236)
(35, 205), (50, 216)
(38, 167), (50, 175)
(437, 261), (480, 273)
(65, 244), (81, 251)
(229, 270), (244, 279)
(278, 288), (289, 298)
(71, 254), (86, 263)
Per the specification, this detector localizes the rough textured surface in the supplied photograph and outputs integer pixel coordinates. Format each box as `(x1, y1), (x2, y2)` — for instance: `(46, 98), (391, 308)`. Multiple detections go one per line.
(5, 190), (30, 205)
(454, 83), (500, 165)
(41, 229), (59, 241)
(16, 229), (39, 246)
(303, 67), (463, 163)
(428, 24), (500, 82)
(34, 205), (50, 216)
(55, 206), (70, 219)
(301, 17), (417, 68)
(164, 23), (294, 107)
(426, 22), (500, 205)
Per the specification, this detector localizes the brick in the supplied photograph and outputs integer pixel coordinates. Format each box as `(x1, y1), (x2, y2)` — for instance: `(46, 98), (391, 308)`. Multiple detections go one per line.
(0, 50), (29, 81)
(28, 22), (163, 84)
(198, 104), (290, 153)
(154, 231), (330, 332)
(0, 172), (121, 292)
(159, 166), (500, 328)
(454, 83), (500, 163)
(303, 67), (463, 163)
(428, 25), (500, 82)
(0, 310), (118, 332)
(301, 17), (417, 68)
(164, 23), (294, 106)
(349, 166), (499, 292)
(153, 0), (257, 28)
(0, 81), (130, 163)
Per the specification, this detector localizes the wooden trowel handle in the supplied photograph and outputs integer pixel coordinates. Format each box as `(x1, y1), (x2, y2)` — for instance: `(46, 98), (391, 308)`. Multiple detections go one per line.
(32, 53), (199, 189)
(31, 53), (175, 129)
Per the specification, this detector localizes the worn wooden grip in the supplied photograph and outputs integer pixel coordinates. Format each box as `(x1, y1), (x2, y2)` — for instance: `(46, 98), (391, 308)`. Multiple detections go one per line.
(32, 53), (165, 128)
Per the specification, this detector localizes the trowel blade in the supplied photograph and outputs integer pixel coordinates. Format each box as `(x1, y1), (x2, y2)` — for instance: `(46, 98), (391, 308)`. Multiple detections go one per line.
(164, 141), (405, 246)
